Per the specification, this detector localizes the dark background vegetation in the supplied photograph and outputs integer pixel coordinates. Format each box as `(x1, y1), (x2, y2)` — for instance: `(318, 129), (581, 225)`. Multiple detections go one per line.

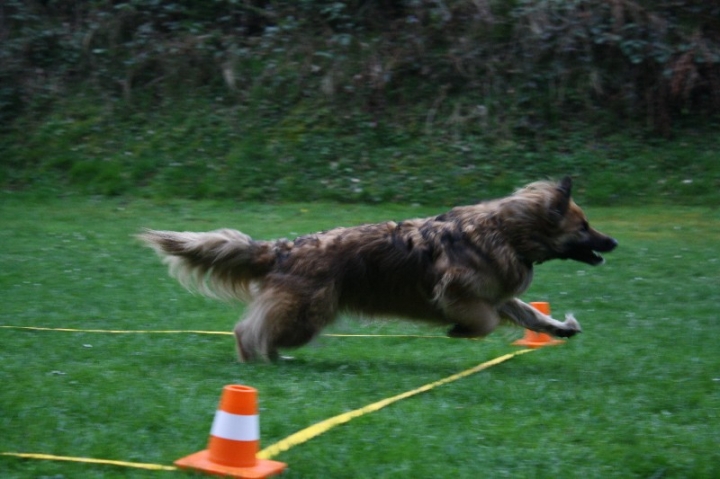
(1, 0), (718, 205)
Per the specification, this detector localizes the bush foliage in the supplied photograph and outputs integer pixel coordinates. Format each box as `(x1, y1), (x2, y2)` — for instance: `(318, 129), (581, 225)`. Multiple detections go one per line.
(1, 1), (718, 203)
(2, 0), (719, 132)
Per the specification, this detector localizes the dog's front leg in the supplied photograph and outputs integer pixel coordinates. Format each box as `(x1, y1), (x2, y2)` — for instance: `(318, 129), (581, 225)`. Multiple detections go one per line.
(499, 299), (581, 338)
(442, 299), (502, 338)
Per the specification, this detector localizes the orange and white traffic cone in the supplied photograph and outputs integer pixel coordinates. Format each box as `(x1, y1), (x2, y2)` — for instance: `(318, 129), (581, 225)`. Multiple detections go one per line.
(512, 301), (565, 348)
(174, 385), (286, 479)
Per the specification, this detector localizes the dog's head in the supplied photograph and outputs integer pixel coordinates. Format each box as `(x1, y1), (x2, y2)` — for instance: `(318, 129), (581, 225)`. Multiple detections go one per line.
(505, 177), (618, 266)
(552, 177), (618, 265)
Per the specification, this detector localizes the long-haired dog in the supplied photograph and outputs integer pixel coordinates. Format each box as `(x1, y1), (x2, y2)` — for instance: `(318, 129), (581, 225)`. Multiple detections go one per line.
(139, 177), (617, 362)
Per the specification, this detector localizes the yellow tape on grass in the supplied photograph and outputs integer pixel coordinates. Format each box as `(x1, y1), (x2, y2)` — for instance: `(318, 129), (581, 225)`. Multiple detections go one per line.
(3, 324), (536, 467)
(0, 452), (177, 471)
(0, 325), (456, 339)
(257, 348), (535, 459)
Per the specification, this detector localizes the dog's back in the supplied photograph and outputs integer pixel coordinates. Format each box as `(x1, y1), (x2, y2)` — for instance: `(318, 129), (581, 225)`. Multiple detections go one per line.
(283, 220), (444, 320)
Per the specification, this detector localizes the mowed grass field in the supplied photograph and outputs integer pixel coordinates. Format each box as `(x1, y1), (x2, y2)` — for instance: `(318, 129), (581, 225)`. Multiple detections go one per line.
(1, 195), (719, 478)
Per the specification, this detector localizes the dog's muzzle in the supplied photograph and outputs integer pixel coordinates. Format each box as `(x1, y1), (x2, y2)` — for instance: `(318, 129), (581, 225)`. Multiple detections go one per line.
(562, 235), (618, 266)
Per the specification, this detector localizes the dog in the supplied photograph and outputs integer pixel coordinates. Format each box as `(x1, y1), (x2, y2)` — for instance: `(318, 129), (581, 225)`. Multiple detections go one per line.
(139, 176), (617, 362)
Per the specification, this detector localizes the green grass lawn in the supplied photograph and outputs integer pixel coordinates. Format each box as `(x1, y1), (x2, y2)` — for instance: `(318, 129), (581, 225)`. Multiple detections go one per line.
(1, 196), (719, 478)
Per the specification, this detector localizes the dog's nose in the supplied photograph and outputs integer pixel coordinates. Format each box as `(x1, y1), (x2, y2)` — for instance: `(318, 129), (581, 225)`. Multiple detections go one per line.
(607, 237), (618, 251)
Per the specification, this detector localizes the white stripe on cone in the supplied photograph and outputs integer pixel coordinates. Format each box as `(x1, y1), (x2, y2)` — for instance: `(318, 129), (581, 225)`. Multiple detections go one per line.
(210, 410), (260, 442)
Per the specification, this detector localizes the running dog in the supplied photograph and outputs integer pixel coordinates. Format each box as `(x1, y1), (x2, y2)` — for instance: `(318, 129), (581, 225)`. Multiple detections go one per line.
(139, 177), (617, 361)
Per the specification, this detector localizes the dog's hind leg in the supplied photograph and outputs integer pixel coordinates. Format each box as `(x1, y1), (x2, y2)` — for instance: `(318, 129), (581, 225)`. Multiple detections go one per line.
(234, 284), (337, 362)
(499, 299), (581, 338)
(234, 298), (280, 362)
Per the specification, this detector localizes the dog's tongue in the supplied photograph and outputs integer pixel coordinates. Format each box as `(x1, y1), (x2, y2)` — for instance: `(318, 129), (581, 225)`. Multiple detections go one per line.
(589, 251), (605, 265)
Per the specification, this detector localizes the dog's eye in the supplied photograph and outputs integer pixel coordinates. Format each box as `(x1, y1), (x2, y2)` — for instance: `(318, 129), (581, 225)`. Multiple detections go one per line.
(581, 221), (589, 231)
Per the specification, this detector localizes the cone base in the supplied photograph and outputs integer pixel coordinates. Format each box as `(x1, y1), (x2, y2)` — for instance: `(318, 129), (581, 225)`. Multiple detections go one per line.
(512, 338), (565, 348)
(174, 450), (286, 479)
(512, 330), (565, 348)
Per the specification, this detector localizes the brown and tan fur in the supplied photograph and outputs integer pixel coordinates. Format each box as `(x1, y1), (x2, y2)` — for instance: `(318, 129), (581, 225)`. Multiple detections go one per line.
(139, 177), (617, 362)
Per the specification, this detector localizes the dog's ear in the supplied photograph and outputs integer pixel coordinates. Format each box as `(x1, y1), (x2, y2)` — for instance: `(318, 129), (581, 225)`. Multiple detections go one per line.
(557, 176), (572, 198)
(551, 176), (572, 219)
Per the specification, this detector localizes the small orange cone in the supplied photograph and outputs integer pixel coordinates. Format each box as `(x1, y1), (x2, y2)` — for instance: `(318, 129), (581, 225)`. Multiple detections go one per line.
(512, 301), (565, 348)
(174, 385), (287, 479)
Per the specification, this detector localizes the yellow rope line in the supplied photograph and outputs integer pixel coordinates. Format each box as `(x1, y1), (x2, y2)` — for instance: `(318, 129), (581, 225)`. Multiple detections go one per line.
(0, 325), (458, 339)
(327, 333), (453, 339)
(0, 325), (232, 335)
(0, 452), (177, 471)
(2, 326), (535, 468)
(257, 348), (535, 459)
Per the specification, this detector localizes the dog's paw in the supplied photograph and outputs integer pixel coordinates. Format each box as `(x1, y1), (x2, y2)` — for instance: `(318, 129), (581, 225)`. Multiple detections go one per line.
(556, 313), (582, 338)
(447, 324), (475, 338)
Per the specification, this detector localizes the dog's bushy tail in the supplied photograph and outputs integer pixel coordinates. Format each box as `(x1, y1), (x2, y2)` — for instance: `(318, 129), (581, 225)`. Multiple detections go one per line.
(138, 229), (276, 301)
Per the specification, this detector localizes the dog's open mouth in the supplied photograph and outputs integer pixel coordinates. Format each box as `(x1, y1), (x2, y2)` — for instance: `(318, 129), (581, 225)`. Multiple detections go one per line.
(562, 237), (618, 266)
(566, 248), (606, 266)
